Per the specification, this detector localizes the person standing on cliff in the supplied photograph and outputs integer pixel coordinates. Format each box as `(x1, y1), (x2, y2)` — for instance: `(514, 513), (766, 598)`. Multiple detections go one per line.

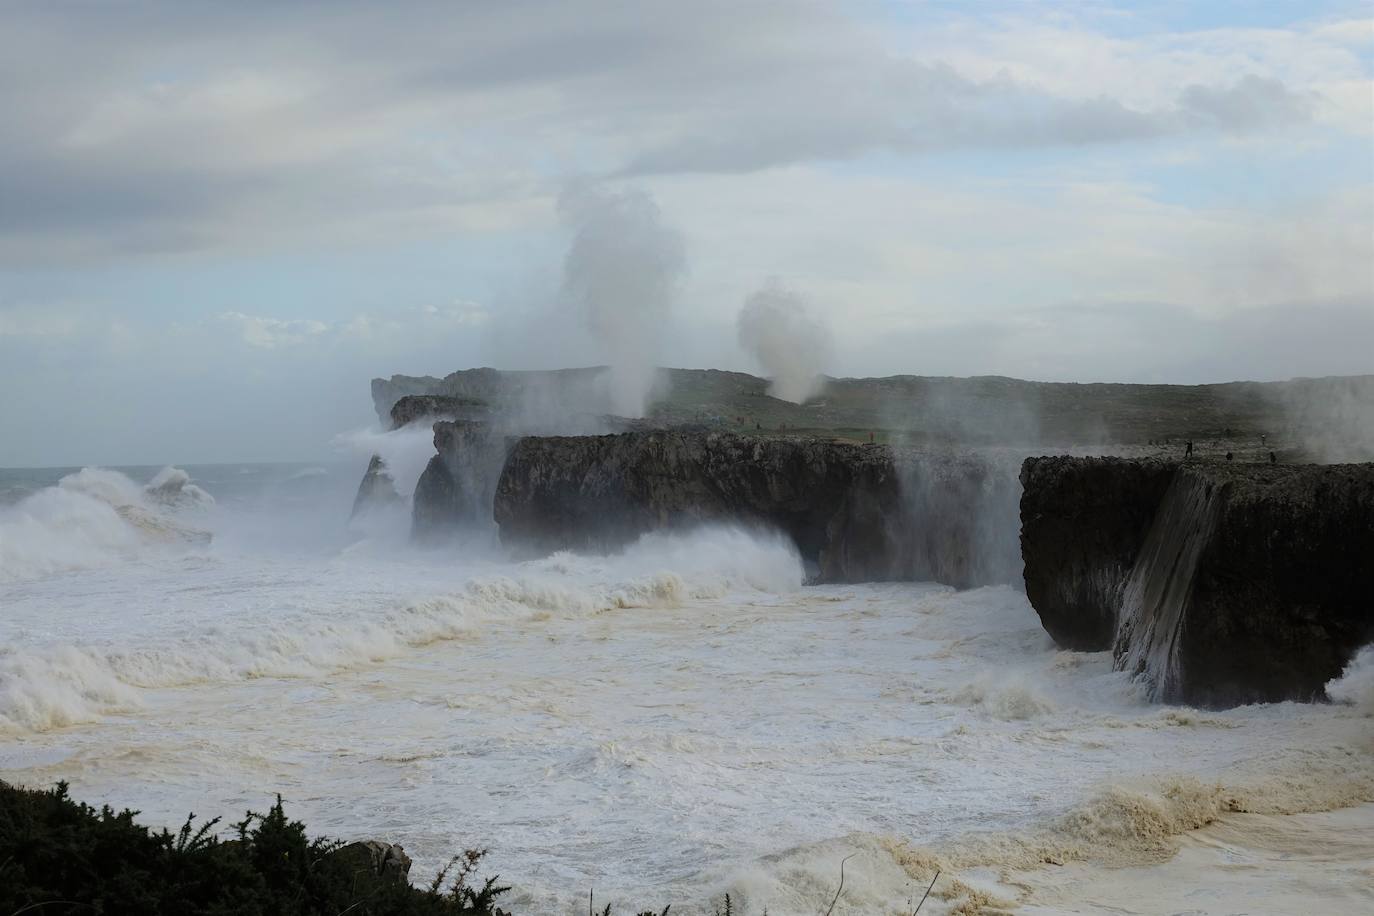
(1185, 439), (1193, 458)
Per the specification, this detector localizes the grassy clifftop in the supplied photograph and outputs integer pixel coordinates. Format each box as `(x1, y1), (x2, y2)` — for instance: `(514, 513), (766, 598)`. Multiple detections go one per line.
(372, 367), (1373, 453)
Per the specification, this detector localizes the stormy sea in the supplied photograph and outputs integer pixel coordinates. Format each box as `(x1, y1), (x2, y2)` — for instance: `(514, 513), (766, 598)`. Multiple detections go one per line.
(1, 459), (1370, 915)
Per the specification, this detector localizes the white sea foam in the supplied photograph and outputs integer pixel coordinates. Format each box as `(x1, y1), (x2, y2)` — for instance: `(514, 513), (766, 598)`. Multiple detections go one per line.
(0, 524), (802, 733)
(1328, 645), (1374, 713)
(144, 466), (215, 510)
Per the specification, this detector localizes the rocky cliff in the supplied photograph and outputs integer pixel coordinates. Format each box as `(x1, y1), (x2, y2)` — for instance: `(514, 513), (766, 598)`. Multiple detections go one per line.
(493, 431), (1023, 587)
(411, 420), (507, 539)
(1021, 456), (1374, 705)
(1019, 457), (1178, 650)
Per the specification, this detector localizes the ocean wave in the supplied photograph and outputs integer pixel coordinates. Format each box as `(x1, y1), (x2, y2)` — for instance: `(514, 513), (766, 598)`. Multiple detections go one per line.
(717, 750), (1374, 915)
(0, 467), (211, 584)
(0, 524), (803, 733)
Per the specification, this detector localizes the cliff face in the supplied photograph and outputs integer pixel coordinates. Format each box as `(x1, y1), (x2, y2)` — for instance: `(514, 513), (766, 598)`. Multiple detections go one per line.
(1159, 463), (1374, 704)
(493, 431), (1022, 587)
(1019, 457), (1177, 650)
(1021, 457), (1374, 705)
(411, 420), (507, 540)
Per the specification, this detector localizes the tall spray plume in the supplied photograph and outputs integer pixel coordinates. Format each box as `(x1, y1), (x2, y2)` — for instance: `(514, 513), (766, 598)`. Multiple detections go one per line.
(737, 281), (832, 403)
(560, 184), (685, 418)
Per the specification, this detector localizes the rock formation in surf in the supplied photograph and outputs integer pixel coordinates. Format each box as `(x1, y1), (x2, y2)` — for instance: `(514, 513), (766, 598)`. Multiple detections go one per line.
(493, 430), (1023, 587)
(350, 455), (402, 519)
(1020, 456), (1374, 706)
(351, 395), (491, 524)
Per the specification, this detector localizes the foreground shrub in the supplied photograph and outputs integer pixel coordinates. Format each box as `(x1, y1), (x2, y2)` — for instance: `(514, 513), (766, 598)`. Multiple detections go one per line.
(0, 781), (731, 915)
(0, 780), (509, 915)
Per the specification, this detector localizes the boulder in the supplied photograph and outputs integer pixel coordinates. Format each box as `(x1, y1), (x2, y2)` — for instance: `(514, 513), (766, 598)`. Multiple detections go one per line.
(335, 840), (412, 885)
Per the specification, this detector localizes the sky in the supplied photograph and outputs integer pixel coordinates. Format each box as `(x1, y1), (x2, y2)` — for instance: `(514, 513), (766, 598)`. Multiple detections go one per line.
(1, 0), (1371, 466)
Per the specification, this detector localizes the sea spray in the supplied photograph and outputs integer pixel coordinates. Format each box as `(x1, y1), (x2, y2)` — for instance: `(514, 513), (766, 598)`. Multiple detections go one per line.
(892, 450), (1024, 588)
(736, 281), (832, 404)
(1113, 472), (1223, 701)
(0, 467), (210, 584)
(1328, 645), (1374, 713)
(559, 184), (685, 418)
(333, 424), (440, 498)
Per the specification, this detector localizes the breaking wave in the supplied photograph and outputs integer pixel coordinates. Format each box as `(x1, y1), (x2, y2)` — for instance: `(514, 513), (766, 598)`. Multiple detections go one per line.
(0, 525), (802, 733)
(1328, 645), (1374, 713)
(0, 468), (213, 584)
(721, 750), (1374, 915)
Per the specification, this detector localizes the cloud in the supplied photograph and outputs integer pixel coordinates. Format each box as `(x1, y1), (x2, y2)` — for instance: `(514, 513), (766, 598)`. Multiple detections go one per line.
(0, 1), (1358, 262)
(622, 72), (1315, 176)
(219, 312), (330, 349)
(220, 301), (491, 350)
(0, 305), (83, 339)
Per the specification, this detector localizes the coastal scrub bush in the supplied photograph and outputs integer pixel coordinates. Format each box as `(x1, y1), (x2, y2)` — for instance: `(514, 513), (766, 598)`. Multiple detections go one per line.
(0, 780), (711, 915)
(0, 780), (509, 915)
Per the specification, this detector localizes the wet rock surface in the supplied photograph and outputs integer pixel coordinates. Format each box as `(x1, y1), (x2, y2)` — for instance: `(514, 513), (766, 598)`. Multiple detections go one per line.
(1019, 457), (1177, 650)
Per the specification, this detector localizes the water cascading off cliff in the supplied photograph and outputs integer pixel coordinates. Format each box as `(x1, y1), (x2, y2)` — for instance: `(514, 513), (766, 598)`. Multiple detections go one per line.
(1112, 473), (1223, 702)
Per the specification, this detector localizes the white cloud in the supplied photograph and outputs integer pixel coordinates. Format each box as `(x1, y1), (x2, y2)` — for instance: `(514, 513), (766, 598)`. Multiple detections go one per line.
(219, 312), (330, 349)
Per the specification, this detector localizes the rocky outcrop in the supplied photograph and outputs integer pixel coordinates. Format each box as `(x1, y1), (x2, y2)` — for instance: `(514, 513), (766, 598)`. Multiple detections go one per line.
(350, 455), (401, 519)
(1021, 457), (1374, 705)
(411, 420), (508, 539)
(493, 431), (1023, 587)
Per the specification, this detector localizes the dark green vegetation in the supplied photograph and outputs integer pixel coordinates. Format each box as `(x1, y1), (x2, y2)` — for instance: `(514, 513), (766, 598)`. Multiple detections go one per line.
(0, 782), (676, 916)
